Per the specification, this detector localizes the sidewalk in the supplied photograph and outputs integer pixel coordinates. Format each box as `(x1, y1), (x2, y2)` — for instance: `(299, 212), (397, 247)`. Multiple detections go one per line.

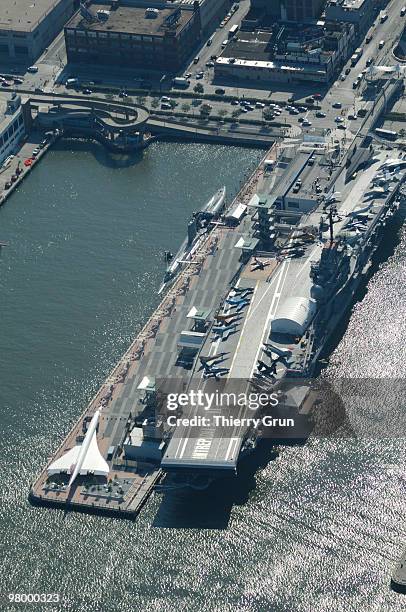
(0, 130), (54, 206)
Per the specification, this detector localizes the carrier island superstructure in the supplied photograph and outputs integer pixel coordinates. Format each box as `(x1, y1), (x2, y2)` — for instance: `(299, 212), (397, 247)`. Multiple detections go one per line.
(30, 78), (406, 518)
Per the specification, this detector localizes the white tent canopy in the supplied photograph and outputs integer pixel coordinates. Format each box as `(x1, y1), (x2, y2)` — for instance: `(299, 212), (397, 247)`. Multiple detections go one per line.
(271, 297), (317, 336)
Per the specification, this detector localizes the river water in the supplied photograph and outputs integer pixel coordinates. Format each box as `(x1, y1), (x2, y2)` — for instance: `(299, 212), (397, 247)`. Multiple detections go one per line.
(0, 140), (405, 612)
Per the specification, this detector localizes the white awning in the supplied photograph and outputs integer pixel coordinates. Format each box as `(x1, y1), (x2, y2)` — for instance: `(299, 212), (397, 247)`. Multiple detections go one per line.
(178, 331), (206, 350)
(271, 297), (316, 336)
(227, 202), (247, 221)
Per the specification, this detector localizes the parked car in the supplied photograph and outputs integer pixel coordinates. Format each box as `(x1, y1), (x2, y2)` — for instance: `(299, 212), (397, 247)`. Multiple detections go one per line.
(215, 88), (225, 95)
(27, 66), (39, 73)
(332, 101), (342, 108)
(315, 111), (326, 118)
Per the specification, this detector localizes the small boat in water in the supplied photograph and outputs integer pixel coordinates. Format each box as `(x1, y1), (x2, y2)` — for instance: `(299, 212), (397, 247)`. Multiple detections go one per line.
(158, 187), (226, 294)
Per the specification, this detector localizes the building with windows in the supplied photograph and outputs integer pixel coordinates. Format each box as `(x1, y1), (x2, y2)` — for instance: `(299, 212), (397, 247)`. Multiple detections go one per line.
(215, 21), (355, 84)
(0, 93), (27, 165)
(0, 0), (75, 63)
(64, 2), (201, 72)
(325, 0), (374, 34)
(247, 0), (325, 23)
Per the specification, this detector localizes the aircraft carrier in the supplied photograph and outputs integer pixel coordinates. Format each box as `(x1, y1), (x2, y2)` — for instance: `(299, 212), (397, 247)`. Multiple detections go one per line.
(30, 78), (406, 517)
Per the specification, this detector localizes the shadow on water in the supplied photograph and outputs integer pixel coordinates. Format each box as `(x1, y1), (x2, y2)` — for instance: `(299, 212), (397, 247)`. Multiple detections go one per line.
(56, 138), (144, 169)
(152, 440), (279, 529)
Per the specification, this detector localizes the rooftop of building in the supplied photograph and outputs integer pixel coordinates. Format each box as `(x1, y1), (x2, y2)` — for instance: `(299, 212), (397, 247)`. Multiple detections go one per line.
(0, 92), (22, 132)
(66, 3), (193, 36)
(327, 0), (368, 10)
(249, 151), (331, 206)
(0, 0), (62, 32)
(220, 23), (349, 66)
(284, 154), (332, 202)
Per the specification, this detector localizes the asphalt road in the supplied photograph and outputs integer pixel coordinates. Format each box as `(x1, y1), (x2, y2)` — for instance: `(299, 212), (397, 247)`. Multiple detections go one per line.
(1, 0), (405, 143)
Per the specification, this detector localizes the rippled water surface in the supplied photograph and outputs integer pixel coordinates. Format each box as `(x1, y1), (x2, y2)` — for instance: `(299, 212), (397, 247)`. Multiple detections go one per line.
(0, 141), (405, 611)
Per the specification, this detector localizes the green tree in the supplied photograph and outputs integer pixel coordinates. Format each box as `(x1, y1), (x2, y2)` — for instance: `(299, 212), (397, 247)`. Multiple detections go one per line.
(232, 109), (241, 119)
(137, 95), (146, 105)
(105, 93), (114, 101)
(181, 103), (191, 113)
(200, 104), (212, 119)
(169, 99), (177, 109)
(194, 83), (204, 94)
(263, 108), (274, 122)
(218, 109), (228, 120)
(151, 98), (159, 108)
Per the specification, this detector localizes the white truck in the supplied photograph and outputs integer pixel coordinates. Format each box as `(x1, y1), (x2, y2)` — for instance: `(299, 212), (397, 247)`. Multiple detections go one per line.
(172, 77), (190, 88)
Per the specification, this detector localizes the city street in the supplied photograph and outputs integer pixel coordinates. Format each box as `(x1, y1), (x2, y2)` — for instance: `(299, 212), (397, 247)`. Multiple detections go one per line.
(1, 0), (406, 150)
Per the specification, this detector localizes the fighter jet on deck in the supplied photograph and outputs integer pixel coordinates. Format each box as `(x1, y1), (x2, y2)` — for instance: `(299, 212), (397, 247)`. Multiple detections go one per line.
(225, 295), (250, 311)
(346, 202), (373, 218)
(200, 352), (229, 366)
(231, 285), (254, 294)
(212, 322), (238, 340)
(203, 365), (230, 379)
(214, 312), (241, 324)
(263, 342), (292, 358)
(251, 257), (271, 272)
(199, 353), (229, 371)
(257, 359), (278, 376)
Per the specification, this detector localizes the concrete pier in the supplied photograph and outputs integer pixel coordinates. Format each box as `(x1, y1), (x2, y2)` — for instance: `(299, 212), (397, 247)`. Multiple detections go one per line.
(29, 144), (273, 519)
